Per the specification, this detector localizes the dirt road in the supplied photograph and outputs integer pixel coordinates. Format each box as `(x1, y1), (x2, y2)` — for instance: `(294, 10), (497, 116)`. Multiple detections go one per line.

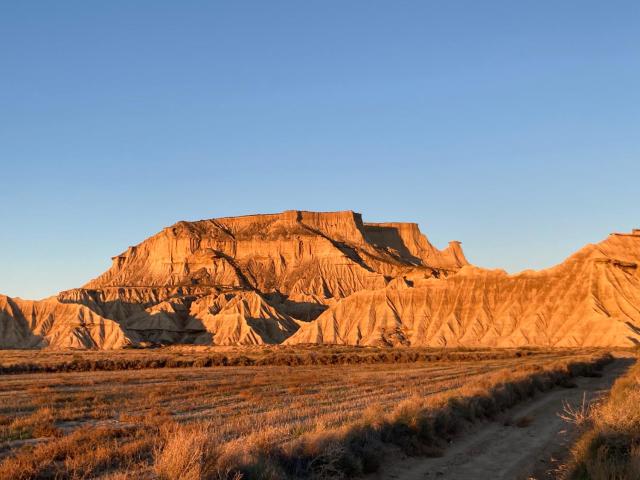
(375, 357), (634, 480)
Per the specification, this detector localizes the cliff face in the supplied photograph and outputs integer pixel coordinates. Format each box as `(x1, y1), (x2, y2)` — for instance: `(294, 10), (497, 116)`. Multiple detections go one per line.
(363, 222), (468, 271)
(82, 210), (462, 306)
(0, 210), (462, 348)
(88, 211), (385, 295)
(286, 232), (640, 347)
(1, 211), (638, 349)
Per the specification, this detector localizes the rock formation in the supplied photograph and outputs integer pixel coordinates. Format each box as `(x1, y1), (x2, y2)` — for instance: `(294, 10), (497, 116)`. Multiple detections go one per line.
(1, 210), (639, 348)
(0, 294), (135, 349)
(286, 232), (640, 347)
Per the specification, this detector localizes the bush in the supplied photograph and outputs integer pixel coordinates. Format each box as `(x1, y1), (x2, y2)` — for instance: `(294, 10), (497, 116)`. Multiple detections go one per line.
(566, 358), (640, 479)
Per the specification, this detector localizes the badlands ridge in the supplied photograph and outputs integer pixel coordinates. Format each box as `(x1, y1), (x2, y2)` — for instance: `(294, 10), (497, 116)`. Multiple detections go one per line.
(1, 210), (639, 349)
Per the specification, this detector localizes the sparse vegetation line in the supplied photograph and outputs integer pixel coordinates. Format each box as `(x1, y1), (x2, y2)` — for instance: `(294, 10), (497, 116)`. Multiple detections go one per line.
(0, 346), (564, 375)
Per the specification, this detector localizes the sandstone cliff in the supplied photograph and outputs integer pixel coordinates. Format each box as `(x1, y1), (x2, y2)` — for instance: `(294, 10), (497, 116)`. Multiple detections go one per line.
(0, 211), (462, 348)
(84, 210), (457, 298)
(1, 211), (638, 349)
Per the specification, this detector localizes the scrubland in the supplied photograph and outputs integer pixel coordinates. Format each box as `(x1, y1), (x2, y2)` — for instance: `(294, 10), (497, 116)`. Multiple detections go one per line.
(566, 356), (640, 479)
(0, 348), (612, 479)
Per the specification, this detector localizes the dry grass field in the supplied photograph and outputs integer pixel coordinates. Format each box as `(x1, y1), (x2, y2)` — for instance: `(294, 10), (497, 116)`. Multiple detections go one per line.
(0, 348), (611, 479)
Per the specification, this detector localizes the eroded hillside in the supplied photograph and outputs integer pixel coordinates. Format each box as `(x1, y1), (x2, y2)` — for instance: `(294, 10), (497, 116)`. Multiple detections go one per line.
(1, 211), (639, 348)
(0, 210), (465, 348)
(287, 232), (640, 347)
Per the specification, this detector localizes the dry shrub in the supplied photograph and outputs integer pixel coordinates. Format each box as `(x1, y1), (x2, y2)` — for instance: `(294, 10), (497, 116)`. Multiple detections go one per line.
(154, 423), (215, 480)
(361, 404), (386, 429)
(566, 359), (640, 479)
(306, 441), (350, 479)
(212, 429), (287, 479)
(0, 346), (565, 375)
(558, 393), (591, 427)
(153, 421), (252, 480)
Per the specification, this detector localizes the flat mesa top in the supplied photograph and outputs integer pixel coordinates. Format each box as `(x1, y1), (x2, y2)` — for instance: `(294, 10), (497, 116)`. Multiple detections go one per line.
(610, 229), (640, 237)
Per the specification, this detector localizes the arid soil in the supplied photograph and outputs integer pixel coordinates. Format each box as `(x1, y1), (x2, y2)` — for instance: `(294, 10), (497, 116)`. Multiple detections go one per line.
(373, 356), (635, 480)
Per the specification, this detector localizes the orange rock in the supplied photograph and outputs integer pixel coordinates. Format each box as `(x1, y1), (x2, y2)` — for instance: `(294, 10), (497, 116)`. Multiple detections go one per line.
(2, 211), (638, 349)
(286, 231), (640, 347)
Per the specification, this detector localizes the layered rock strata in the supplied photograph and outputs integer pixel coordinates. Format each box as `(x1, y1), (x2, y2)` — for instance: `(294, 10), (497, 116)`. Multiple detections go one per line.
(2, 211), (638, 348)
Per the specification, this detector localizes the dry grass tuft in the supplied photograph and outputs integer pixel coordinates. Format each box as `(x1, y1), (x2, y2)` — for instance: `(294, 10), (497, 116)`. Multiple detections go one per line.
(565, 358), (640, 480)
(558, 393), (591, 427)
(154, 423), (213, 480)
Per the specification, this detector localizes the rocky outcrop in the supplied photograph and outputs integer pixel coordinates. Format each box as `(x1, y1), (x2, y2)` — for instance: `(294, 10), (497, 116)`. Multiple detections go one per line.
(83, 210), (455, 299)
(2, 210), (639, 349)
(186, 291), (301, 345)
(286, 232), (640, 347)
(1, 210), (464, 348)
(363, 222), (468, 271)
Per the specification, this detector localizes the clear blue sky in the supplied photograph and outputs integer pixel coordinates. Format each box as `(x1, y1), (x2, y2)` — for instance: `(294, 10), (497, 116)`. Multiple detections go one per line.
(1, 1), (638, 299)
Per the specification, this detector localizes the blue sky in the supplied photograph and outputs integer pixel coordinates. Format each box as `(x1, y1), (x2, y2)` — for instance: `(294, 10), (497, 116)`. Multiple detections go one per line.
(1, 1), (638, 299)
